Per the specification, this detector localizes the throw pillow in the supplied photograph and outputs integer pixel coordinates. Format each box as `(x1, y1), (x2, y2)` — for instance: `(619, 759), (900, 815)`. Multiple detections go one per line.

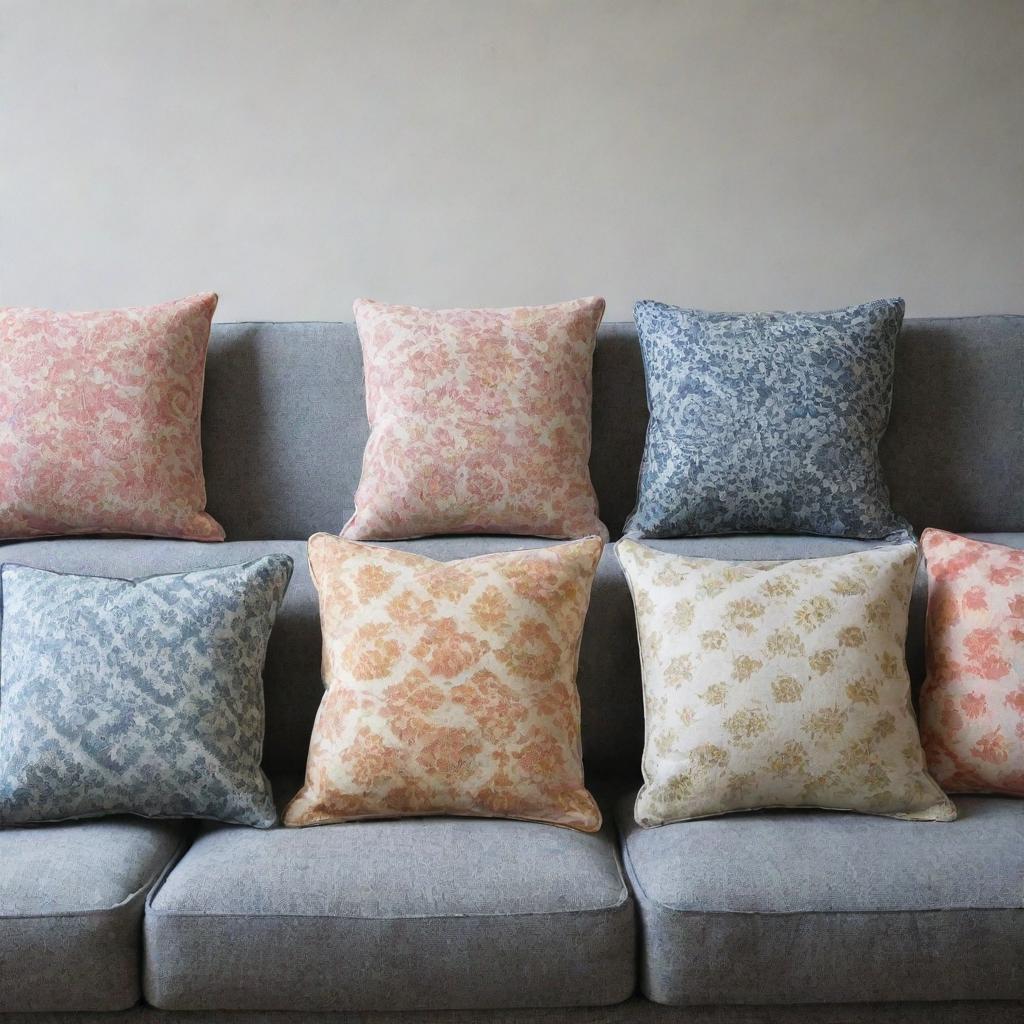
(0, 293), (224, 540)
(616, 539), (954, 824)
(625, 298), (910, 539)
(0, 555), (293, 827)
(284, 534), (603, 831)
(342, 297), (607, 540)
(918, 529), (1024, 795)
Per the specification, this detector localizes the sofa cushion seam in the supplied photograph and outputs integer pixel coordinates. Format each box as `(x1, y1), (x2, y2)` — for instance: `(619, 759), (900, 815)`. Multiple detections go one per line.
(145, 895), (634, 923)
(638, 904), (1024, 917)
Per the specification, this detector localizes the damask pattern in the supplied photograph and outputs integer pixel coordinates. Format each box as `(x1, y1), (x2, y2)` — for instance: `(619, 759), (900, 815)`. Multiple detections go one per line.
(616, 539), (954, 825)
(342, 297), (608, 541)
(625, 298), (910, 539)
(918, 530), (1024, 795)
(0, 556), (292, 827)
(0, 294), (224, 540)
(284, 534), (603, 831)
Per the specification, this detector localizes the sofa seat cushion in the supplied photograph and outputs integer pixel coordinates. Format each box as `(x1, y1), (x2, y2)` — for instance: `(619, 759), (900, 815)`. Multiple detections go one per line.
(617, 793), (1024, 1005)
(144, 805), (634, 1011)
(0, 818), (185, 1011)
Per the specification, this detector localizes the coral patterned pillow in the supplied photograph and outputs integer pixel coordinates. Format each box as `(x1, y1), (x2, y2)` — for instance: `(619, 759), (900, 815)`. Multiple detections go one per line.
(919, 530), (1024, 795)
(343, 297), (607, 541)
(0, 294), (223, 540)
(284, 534), (603, 831)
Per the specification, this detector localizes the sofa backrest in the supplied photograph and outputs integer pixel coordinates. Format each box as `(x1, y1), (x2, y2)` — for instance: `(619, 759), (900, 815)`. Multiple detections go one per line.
(202, 316), (1024, 540)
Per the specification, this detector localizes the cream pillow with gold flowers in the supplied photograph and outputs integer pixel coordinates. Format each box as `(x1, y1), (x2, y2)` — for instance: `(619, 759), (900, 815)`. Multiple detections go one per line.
(284, 534), (603, 832)
(616, 539), (954, 825)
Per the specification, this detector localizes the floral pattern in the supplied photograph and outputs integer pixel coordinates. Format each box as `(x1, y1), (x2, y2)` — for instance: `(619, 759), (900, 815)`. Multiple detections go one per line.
(342, 298), (607, 541)
(284, 534), (603, 831)
(625, 298), (910, 539)
(616, 539), (954, 825)
(0, 294), (224, 540)
(918, 530), (1024, 795)
(0, 556), (293, 827)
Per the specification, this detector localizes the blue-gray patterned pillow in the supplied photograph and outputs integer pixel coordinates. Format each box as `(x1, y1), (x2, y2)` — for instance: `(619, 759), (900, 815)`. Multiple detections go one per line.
(0, 555), (292, 828)
(625, 298), (911, 539)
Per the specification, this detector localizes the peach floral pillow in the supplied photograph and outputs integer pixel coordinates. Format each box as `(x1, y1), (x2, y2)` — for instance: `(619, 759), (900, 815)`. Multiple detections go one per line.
(0, 294), (223, 540)
(919, 530), (1024, 795)
(284, 535), (604, 831)
(342, 297), (607, 541)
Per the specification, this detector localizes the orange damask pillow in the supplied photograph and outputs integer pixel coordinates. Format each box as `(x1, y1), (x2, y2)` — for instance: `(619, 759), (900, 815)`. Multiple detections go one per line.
(342, 297), (608, 541)
(0, 294), (223, 540)
(919, 530), (1024, 795)
(284, 534), (603, 831)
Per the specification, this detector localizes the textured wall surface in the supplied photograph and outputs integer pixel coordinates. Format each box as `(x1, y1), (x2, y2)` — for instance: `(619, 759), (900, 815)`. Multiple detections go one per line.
(1, 0), (1022, 320)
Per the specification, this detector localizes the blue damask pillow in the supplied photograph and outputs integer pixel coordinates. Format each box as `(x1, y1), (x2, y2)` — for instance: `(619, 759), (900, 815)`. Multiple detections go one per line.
(0, 555), (292, 828)
(625, 298), (911, 539)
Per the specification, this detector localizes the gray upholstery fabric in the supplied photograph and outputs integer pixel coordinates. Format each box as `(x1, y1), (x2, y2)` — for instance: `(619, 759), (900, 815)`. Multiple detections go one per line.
(881, 316), (1024, 534)
(589, 323), (651, 540)
(617, 793), (1024, 1005)
(199, 316), (1023, 541)
(143, 804), (634, 1011)
(0, 818), (185, 1011)
(202, 322), (368, 541)
(7, 998), (1024, 1024)
(5, 534), (1019, 782)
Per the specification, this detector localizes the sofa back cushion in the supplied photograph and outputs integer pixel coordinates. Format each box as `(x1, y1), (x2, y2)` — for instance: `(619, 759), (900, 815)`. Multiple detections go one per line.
(202, 322), (367, 540)
(200, 316), (1023, 542)
(881, 316), (1024, 534)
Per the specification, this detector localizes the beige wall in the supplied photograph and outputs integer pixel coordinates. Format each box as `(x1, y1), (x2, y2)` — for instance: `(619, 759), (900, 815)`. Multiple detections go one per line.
(2, 0), (1022, 322)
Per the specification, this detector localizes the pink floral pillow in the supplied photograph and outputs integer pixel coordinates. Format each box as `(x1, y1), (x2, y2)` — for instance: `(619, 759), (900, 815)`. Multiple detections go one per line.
(919, 529), (1024, 794)
(343, 297), (608, 541)
(0, 294), (224, 540)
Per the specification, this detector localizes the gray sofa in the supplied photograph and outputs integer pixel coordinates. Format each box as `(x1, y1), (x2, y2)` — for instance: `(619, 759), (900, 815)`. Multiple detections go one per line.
(2, 315), (1022, 1023)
